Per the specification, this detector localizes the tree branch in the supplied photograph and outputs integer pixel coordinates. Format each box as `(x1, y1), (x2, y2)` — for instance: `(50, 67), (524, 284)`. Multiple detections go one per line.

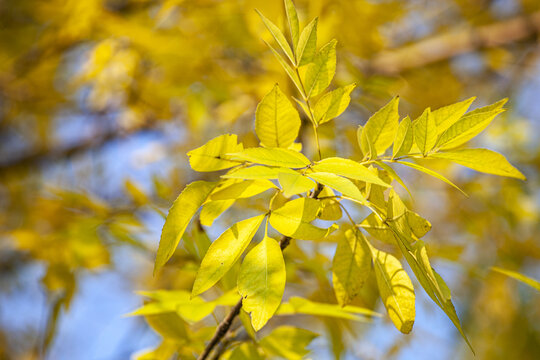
(197, 183), (325, 360)
(363, 10), (540, 75)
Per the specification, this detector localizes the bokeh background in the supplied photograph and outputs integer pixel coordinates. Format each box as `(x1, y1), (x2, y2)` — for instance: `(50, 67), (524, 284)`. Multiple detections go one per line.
(0, 0), (539, 359)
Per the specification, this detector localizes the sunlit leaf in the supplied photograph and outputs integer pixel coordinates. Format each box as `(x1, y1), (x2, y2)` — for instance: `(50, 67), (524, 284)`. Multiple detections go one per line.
(238, 237), (286, 331)
(154, 181), (216, 275)
(210, 179), (277, 200)
(392, 116), (413, 159)
(370, 247), (415, 334)
(278, 172), (315, 197)
(360, 97), (399, 156)
(413, 108), (437, 156)
(187, 134), (243, 172)
(313, 83), (356, 124)
(304, 39), (337, 98)
(256, 10), (295, 64)
(228, 147), (311, 168)
(296, 17), (318, 66)
(200, 200), (235, 227)
(256, 84), (301, 148)
(192, 214), (266, 296)
(432, 97), (476, 134)
(259, 326), (318, 360)
(429, 149), (525, 180)
(308, 172), (367, 204)
(312, 157), (390, 187)
(264, 40), (305, 95)
(491, 267), (540, 291)
(332, 229), (371, 306)
(223, 165), (297, 180)
(269, 197), (337, 240)
(394, 160), (467, 196)
(284, 0), (300, 49)
(276, 296), (380, 321)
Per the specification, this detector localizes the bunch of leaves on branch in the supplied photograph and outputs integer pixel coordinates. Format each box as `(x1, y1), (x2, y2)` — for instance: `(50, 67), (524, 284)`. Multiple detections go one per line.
(132, 1), (525, 359)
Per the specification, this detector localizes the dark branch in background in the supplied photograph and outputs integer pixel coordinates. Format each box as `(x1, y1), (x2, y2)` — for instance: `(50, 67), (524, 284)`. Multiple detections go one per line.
(197, 183), (325, 360)
(362, 10), (540, 75)
(0, 119), (159, 175)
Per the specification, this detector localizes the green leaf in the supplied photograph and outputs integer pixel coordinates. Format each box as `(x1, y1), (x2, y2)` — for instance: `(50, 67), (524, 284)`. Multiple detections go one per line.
(429, 149), (525, 180)
(238, 237), (286, 331)
(278, 172), (316, 197)
(312, 157), (390, 187)
(276, 296), (380, 320)
(413, 108), (437, 156)
(304, 39), (337, 98)
(256, 9), (295, 64)
(394, 160), (468, 196)
(308, 172), (367, 204)
(435, 106), (505, 150)
(228, 147), (311, 168)
(223, 165), (297, 180)
(432, 97), (476, 134)
(361, 97), (400, 156)
(269, 197), (337, 240)
(187, 134), (243, 172)
(256, 84), (301, 148)
(210, 179), (277, 200)
(284, 0), (300, 49)
(154, 181), (216, 275)
(332, 229), (371, 306)
(264, 40), (305, 95)
(313, 83), (356, 124)
(491, 267), (540, 291)
(259, 326), (318, 360)
(296, 17), (318, 66)
(200, 199), (235, 227)
(370, 247), (415, 334)
(192, 214), (266, 296)
(392, 116), (414, 159)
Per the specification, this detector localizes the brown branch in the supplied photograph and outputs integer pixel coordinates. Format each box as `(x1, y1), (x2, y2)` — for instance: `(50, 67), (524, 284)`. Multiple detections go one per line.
(197, 183), (325, 360)
(363, 10), (540, 75)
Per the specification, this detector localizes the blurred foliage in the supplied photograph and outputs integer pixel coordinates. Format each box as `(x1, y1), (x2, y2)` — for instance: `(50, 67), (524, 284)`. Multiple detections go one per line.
(0, 0), (539, 359)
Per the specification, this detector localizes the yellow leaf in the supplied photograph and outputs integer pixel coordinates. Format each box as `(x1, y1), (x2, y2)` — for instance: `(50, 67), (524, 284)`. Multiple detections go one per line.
(371, 248), (415, 334)
(187, 134), (243, 172)
(413, 108), (437, 156)
(432, 97), (476, 134)
(332, 229), (371, 306)
(313, 83), (356, 124)
(284, 0), (300, 49)
(296, 17), (318, 66)
(223, 165), (297, 180)
(238, 237), (286, 331)
(228, 147), (311, 168)
(308, 172), (367, 204)
(256, 9), (295, 64)
(256, 85), (301, 148)
(491, 267), (540, 292)
(360, 97), (399, 156)
(429, 149), (525, 180)
(304, 39), (337, 98)
(210, 179), (276, 200)
(278, 172), (315, 197)
(392, 116), (413, 159)
(192, 214), (266, 296)
(200, 200), (235, 227)
(312, 157), (390, 187)
(154, 181), (215, 275)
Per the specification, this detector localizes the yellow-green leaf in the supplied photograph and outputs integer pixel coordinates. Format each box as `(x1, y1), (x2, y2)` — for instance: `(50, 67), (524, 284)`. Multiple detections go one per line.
(360, 213), (395, 244)
(371, 248), (415, 334)
(284, 0), (300, 49)
(154, 181), (216, 275)
(491, 267), (540, 292)
(317, 187), (342, 221)
(269, 197), (337, 240)
(394, 160), (467, 196)
(264, 40), (304, 95)
(210, 179), (276, 200)
(313, 83), (356, 125)
(228, 147), (311, 168)
(435, 106), (505, 150)
(304, 39), (337, 98)
(200, 200), (235, 227)
(429, 149), (525, 180)
(238, 237), (286, 331)
(278, 172), (315, 197)
(312, 157), (390, 187)
(276, 296), (379, 321)
(392, 116), (413, 159)
(432, 97), (476, 134)
(308, 172), (367, 204)
(187, 134), (243, 172)
(406, 211), (431, 238)
(256, 85), (301, 148)
(259, 326), (318, 360)
(296, 17), (318, 66)
(223, 165), (297, 180)
(361, 97), (400, 156)
(192, 214), (266, 296)
(256, 10), (295, 64)
(332, 229), (371, 306)
(413, 108), (437, 156)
